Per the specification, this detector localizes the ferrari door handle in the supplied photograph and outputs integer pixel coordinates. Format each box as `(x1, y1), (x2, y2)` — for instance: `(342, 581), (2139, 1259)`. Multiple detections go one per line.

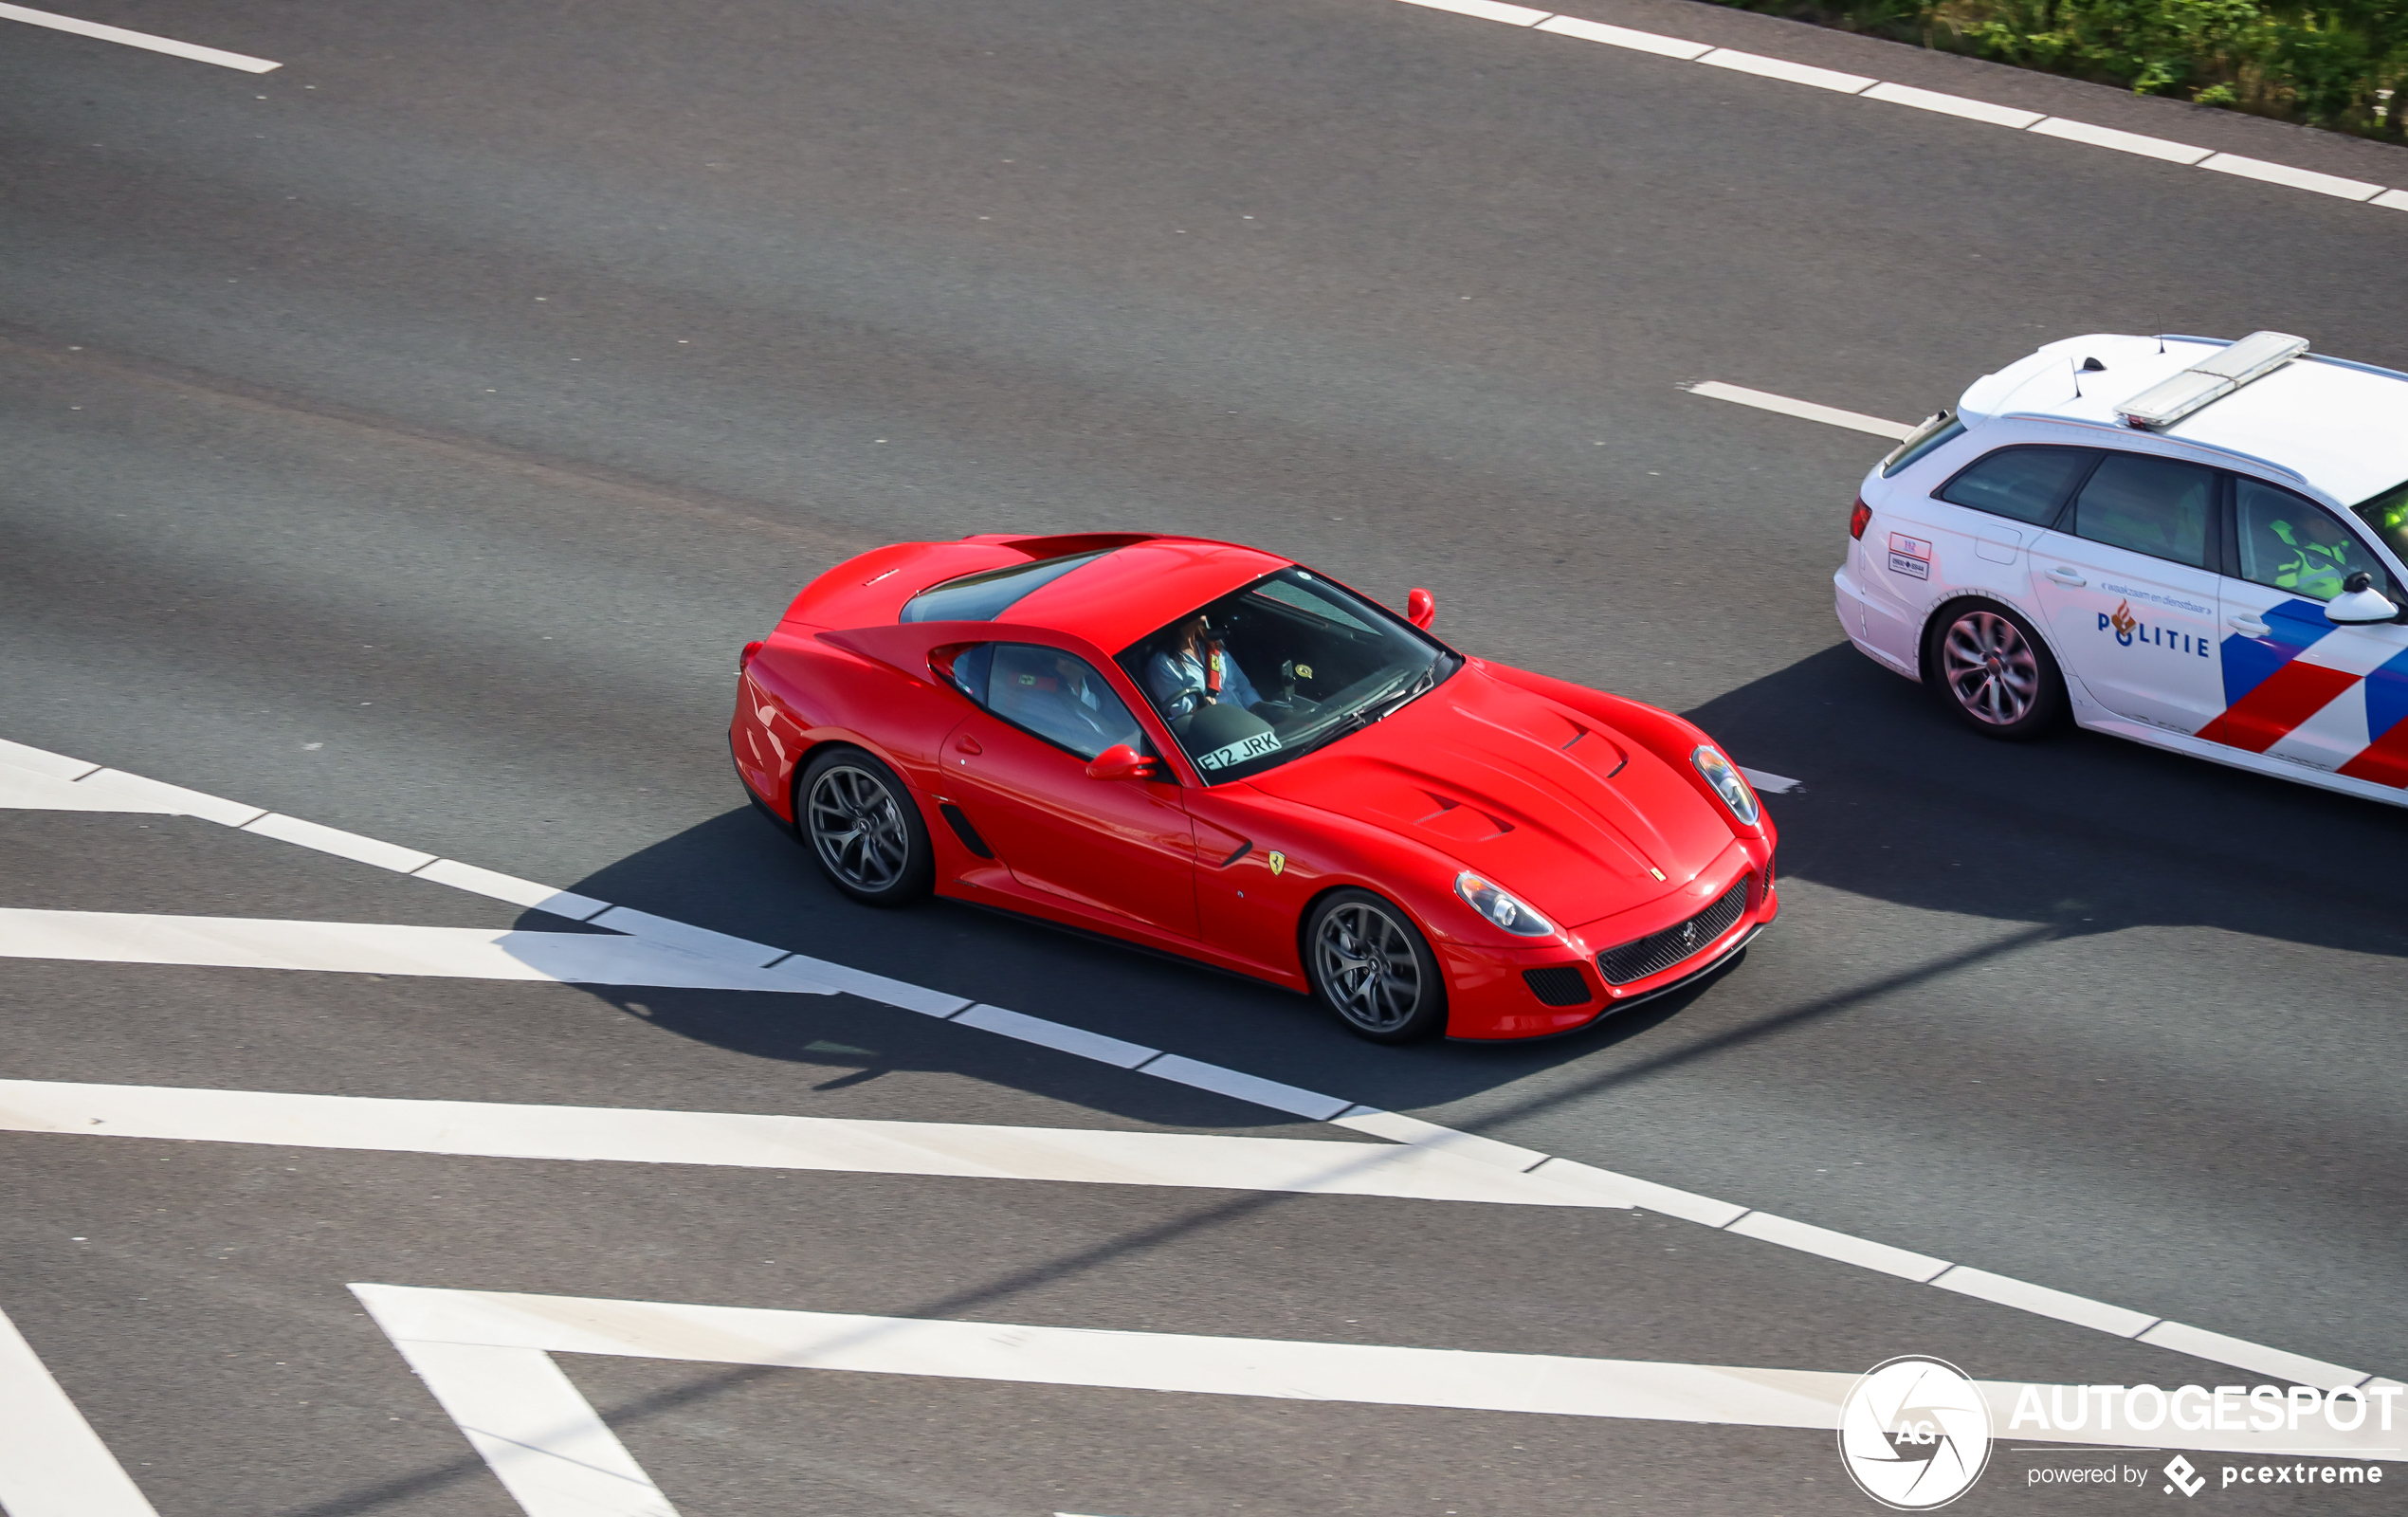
(953, 735), (982, 756)
(2045, 566), (2086, 587)
(2228, 613), (2269, 637)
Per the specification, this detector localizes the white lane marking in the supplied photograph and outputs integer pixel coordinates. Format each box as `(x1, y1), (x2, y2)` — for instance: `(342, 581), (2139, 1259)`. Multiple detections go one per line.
(1697, 47), (1874, 94)
(0, 737), (2381, 1387)
(1726, 1210), (1952, 1282)
(0, 1301), (163, 1517)
(1687, 380), (1915, 440)
(0, 1079), (1627, 1208)
(1529, 1156), (1748, 1225)
(383, 1338), (678, 1517)
(0, 1), (279, 71)
(1861, 80), (2043, 130)
(1334, 1104), (1552, 1169)
(956, 1003), (1161, 1069)
(763, 951), (971, 1017)
(244, 812), (438, 874)
(2198, 152), (2384, 201)
(0, 907), (843, 994)
(0, 738), (98, 781)
(1738, 766), (1801, 795)
(356, 1286), (2408, 1461)
(2138, 1321), (2365, 1391)
(1932, 1266), (2159, 1338)
(1354, 0), (2407, 213)
(588, 905), (786, 968)
(1139, 1053), (1355, 1122)
(414, 858), (612, 921)
(1532, 13), (1708, 60)
(75, 767), (267, 825)
(1393, 0), (1551, 24)
(2026, 115), (2213, 165)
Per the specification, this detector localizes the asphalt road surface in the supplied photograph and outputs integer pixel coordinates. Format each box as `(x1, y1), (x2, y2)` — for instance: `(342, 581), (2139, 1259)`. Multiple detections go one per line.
(3, 0), (2405, 1511)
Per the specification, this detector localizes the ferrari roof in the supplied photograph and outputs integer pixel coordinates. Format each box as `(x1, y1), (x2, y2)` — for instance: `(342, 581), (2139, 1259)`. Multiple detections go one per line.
(1009, 538), (1291, 653)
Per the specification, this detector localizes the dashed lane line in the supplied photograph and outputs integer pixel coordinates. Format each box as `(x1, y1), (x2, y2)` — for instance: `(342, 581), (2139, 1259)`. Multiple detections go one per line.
(1687, 380), (1915, 440)
(0, 1302), (161, 1517)
(1365, 0), (2408, 214)
(0, 1), (279, 72)
(0, 1077), (1633, 1209)
(0, 735), (2385, 1388)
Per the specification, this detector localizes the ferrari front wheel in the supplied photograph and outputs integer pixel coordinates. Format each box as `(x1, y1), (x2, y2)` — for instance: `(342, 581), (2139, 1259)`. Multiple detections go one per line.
(798, 747), (933, 906)
(1305, 889), (1447, 1044)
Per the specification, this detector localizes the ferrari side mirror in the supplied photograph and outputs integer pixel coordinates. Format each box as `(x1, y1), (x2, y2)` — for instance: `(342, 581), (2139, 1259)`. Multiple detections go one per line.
(2328, 573), (2401, 625)
(1407, 588), (1436, 630)
(1085, 743), (1158, 781)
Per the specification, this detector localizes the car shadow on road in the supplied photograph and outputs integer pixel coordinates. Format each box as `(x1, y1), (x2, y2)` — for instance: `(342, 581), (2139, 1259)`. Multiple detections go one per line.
(519, 641), (2408, 1131)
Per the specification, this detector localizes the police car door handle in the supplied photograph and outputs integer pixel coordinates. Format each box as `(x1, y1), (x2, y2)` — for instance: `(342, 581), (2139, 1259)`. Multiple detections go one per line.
(2045, 566), (2086, 587)
(2228, 613), (2269, 637)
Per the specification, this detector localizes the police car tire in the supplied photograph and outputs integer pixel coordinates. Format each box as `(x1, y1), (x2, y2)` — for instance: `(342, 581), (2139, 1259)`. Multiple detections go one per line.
(796, 746), (936, 906)
(1305, 888), (1449, 1044)
(1924, 601), (2066, 741)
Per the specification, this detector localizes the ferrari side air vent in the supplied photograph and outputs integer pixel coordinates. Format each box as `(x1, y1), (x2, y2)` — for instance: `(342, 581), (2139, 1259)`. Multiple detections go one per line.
(1522, 966), (1592, 1007)
(2118, 332), (2308, 431)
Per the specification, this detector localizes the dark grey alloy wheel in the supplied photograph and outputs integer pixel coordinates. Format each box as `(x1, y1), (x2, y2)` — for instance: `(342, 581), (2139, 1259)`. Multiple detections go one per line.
(1930, 603), (2063, 740)
(799, 749), (932, 905)
(1307, 889), (1447, 1043)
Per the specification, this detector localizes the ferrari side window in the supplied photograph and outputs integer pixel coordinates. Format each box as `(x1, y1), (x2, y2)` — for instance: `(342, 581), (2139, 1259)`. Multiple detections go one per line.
(980, 644), (1146, 761)
(947, 644), (994, 702)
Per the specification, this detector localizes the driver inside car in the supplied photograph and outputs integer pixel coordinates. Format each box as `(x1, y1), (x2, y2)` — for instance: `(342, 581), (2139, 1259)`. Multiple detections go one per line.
(1144, 613), (1264, 721)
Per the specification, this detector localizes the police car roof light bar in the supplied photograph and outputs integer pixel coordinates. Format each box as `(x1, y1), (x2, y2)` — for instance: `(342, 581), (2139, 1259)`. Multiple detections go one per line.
(2117, 331), (2309, 431)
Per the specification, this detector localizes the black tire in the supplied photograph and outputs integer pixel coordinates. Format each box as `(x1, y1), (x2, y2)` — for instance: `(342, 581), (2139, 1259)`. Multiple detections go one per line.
(1925, 601), (2066, 741)
(795, 747), (934, 906)
(1304, 888), (1449, 1043)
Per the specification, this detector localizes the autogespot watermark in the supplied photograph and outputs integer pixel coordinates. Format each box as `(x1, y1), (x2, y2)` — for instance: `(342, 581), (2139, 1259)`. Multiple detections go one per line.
(1840, 1358), (2399, 1507)
(1839, 1357), (1994, 1509)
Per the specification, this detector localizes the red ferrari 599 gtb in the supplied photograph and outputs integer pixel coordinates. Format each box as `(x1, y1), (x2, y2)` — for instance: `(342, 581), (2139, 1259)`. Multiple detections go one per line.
(731, 533), (1776, 1042)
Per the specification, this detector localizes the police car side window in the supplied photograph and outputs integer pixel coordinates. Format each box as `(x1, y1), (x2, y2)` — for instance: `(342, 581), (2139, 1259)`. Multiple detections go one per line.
(1936, 447), (2098, 526)
(2069, 453), (2215, 570)
(2233, 478), (2394, 601)
(979, 644), (1147, 761)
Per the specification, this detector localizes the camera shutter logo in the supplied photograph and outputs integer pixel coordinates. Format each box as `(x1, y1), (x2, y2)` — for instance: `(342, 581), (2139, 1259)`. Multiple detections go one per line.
(1837, 1356), (1993, 1509)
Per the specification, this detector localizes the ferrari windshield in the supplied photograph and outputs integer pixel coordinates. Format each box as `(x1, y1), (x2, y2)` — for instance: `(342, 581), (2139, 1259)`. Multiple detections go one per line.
(1117, 567), (1458, 784)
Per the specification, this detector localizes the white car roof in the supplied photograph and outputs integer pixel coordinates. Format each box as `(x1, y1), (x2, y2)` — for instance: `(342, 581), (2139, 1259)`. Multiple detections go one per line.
(1956, 334), (2408, 507)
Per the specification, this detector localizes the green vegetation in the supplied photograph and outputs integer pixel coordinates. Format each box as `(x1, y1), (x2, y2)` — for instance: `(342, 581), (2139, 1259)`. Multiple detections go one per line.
(1715, 0), (2408, 138)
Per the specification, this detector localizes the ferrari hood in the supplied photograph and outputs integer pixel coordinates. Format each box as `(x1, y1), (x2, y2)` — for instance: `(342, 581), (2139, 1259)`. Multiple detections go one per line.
(1247, 667), (1738, 927)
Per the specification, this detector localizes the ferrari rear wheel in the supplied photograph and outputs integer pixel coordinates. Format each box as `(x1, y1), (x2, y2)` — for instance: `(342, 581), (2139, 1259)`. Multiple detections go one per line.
(1305, 889), (1447, 1043)
(1926, 601), (2065, 740)
(798, 747), (933, 906)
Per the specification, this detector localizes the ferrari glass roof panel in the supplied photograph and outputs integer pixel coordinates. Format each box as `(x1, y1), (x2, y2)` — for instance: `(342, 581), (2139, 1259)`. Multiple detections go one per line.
(900, 550), (1116, 623)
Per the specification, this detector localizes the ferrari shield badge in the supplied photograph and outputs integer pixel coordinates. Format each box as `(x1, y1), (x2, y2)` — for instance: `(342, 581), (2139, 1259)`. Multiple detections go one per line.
(1268, 850), (1286, 876)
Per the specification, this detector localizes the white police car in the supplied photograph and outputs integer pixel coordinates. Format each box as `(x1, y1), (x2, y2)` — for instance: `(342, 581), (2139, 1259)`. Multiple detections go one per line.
(1835, 331), (2408, 804)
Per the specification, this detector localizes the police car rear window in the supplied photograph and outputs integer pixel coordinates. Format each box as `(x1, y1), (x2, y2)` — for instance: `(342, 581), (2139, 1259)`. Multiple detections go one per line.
(1937, 447), (2098, 526)
(901, 550), (1113, 623)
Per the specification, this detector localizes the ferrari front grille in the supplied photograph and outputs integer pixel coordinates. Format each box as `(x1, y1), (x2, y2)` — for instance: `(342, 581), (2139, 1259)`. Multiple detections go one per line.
(1596, 874), (1751, 986)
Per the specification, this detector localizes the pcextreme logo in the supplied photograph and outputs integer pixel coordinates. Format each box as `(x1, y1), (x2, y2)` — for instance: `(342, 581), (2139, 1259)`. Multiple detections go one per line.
(1839, 1357), (1993, 1509)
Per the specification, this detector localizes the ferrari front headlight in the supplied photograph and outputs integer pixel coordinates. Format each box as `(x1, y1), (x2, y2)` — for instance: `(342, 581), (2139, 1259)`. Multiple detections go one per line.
(1455, 871), (1554, 938)
(1691, 746), (1760, 827)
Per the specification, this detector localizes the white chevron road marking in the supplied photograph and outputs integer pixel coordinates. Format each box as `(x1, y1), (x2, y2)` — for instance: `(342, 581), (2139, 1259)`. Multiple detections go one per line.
(353, 1284), (2407, 1517)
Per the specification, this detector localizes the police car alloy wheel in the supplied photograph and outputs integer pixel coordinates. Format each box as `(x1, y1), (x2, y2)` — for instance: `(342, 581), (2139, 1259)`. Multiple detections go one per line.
(800, 747), (934, 905)
(1926, 602), (2065, 740)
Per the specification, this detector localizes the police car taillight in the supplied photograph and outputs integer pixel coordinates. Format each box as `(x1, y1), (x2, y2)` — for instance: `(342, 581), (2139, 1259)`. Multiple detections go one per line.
(1849, 499), (1872, 540)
